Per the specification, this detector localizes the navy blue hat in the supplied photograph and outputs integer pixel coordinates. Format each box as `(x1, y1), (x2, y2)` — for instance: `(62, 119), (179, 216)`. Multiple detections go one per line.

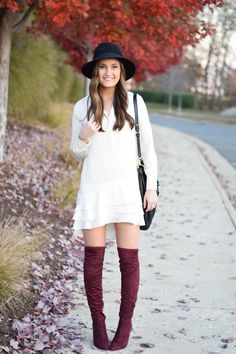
(81, 42), (136, 81)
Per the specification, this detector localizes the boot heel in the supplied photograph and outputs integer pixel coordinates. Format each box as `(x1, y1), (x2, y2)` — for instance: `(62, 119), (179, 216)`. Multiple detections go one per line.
(109, 318), (132, 351)
(84, 246), (109, 350)
(93, 315), (110, 350)
(109, 248), (139, 351)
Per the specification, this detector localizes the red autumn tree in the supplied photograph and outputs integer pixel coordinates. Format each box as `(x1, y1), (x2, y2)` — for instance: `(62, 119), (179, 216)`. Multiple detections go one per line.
(0, 0), (223, 162)
(0, 0), (89, 162)
(36, 0), (224, 81)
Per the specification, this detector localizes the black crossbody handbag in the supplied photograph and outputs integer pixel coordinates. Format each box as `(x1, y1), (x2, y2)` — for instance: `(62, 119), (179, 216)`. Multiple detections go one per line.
(133, 93), (159, 231)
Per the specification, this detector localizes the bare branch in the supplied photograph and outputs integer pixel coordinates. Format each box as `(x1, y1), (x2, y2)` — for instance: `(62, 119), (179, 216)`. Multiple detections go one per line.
(12, 2), (36, 32)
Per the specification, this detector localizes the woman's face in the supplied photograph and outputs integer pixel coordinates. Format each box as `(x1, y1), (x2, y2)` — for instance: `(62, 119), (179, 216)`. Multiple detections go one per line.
(97, 58), (121, 88)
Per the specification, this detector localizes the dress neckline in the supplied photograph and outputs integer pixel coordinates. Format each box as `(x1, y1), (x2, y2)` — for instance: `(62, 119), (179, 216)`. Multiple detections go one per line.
(104, 106), (114, 118)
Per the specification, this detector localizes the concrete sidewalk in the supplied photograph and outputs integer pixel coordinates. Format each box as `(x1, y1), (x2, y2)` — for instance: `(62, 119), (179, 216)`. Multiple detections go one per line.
(63, 125), (236, 354)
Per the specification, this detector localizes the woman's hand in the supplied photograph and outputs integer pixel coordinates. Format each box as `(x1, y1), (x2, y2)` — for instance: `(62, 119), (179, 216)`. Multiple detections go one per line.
(143, 189), (158, 212)
(79, 117), (101, 143)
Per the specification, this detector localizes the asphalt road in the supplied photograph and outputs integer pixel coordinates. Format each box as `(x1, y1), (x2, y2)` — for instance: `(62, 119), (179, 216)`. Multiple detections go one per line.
(150, 114), (236, 169)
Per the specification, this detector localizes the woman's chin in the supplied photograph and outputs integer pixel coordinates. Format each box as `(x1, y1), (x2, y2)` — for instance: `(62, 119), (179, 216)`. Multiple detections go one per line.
(100, 81), (118, 88)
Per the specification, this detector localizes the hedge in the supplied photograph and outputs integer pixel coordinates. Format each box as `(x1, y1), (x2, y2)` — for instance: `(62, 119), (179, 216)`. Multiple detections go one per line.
(133, 90), (195, 109)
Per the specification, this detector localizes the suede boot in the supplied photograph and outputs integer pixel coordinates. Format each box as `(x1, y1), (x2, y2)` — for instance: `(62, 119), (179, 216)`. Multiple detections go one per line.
(109, 247), (140, 351)
(84, 246), (110, 350)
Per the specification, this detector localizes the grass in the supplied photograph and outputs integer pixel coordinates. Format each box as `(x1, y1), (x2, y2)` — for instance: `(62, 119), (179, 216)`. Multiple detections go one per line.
(54, 121), (74, 163)
(51, 164), (83, 210)
(40, 101), (74, 129)
(10, 100), (77, 167)
(0, 217), (47, 314)
(9, 100), (83, 209)
(8, 30), (83, 123)
(38, 100), (83, 208)
(40, 102), (79, 168)
(146, 102), (236, 124)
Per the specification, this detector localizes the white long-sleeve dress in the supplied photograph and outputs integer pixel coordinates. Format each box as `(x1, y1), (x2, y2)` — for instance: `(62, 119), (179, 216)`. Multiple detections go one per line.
(70, 91), (158, 236)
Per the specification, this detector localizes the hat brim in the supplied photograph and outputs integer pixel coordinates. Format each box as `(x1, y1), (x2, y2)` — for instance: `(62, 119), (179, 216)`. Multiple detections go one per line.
(81, 53), (136, 81)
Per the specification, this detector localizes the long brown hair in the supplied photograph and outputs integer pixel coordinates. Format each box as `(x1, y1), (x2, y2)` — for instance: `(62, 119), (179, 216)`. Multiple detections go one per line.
(87, 61), (134, 131)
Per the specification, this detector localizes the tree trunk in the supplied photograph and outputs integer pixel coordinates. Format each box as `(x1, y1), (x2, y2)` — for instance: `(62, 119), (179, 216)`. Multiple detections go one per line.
(84, 76), (90, 97)
(203, 36), (215, 108)
(177, 94), (182, 112)
(83, 49), (92, 97)
(168, 93), (173, 113)
(214, 31), (230, 110)
(167, 69), (173, 113)
(0, 10), (12, 163)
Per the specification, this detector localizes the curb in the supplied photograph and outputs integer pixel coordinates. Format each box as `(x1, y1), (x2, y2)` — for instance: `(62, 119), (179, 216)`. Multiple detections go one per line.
(189, 135), (236, 230)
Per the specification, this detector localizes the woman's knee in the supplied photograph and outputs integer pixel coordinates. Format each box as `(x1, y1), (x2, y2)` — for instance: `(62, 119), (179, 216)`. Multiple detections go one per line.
(114, 223), (140, 249)
(83, 225), (106, 247)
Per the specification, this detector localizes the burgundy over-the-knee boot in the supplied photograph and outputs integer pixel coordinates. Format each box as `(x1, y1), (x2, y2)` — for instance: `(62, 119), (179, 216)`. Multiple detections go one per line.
(83, 246), (110, 350)
(109, 247), (140, 351)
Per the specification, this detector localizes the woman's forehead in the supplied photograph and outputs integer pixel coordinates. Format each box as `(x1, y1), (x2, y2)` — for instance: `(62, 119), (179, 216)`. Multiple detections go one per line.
(98, 58), (121, 65)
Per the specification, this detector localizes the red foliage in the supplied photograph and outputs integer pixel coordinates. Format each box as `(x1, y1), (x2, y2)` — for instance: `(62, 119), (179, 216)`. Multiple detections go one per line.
(0, 0), (21, 12)
(0, 0), (224, 80)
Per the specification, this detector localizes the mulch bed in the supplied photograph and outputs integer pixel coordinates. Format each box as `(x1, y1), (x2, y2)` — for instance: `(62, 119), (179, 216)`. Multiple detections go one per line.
(0, 119), (84, 353)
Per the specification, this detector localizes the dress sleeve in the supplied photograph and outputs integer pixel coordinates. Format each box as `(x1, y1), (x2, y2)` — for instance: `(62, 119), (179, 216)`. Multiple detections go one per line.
(70, 103), (91, 161)
(137, 94), (158, 190)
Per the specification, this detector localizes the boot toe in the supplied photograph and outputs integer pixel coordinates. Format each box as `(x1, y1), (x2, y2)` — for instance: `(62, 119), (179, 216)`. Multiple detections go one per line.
(92, 317), (110, 350)
(109, 319), (132, 351)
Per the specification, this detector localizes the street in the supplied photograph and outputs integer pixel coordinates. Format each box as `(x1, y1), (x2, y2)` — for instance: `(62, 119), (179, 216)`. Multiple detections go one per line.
(150, 114), (236, 169)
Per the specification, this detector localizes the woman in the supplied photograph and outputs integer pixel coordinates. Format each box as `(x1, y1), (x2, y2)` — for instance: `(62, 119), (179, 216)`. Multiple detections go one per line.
(70, 42), (158, 351)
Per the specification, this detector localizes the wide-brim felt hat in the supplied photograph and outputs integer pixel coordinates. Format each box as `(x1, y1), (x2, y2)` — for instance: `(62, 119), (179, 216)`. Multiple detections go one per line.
(81, 42), (136, 81)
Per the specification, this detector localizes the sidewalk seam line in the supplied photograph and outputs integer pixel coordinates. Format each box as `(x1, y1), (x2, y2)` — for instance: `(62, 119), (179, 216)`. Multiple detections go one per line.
(191, 140), (236, 231)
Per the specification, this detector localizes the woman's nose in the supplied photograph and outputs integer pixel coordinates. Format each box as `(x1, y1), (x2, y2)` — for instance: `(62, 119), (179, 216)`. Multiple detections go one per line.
(105, 67), (112, 75)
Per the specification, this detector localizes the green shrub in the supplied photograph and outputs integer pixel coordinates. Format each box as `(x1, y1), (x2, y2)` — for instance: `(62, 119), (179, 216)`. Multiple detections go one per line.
(133, 90), (166, 104)
(41, 101), (73, 129)
(8, 32), (59, 120)
(133, 90), (195, 109)
(68, 73), (84, 103)
(8, 31), (84, 123)
(53, 63), (74, 102)
(172, 93), (195, 108)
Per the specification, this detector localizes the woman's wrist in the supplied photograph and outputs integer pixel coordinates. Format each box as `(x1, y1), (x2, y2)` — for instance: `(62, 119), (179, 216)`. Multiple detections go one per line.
(79, 134), (89, 144)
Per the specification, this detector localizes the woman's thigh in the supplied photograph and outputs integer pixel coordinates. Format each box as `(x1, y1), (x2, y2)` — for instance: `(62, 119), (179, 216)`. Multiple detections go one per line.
(83, 225), (106, 247)
(114, 222), (140, 249)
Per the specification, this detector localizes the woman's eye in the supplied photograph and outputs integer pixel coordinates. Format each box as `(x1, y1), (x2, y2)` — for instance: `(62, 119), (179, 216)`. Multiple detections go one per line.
(99, 64), (119, 69)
